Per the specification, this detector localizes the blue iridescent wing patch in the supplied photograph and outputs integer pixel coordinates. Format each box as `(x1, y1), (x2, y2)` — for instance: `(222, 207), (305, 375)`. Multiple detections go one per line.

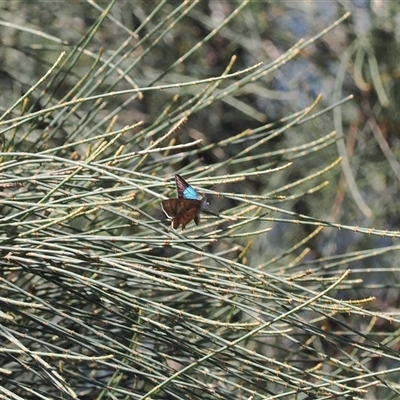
(175, 174), (202, 200)
(183, 185), (201, 200)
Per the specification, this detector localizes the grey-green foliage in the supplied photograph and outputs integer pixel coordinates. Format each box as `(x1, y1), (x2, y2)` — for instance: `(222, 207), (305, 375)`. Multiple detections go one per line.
(0, 2), (399, 399)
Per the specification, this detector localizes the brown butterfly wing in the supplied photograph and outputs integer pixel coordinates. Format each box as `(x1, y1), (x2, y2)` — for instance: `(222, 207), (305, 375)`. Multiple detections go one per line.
(162, 199), (201, 229)
(176, 200), (201, 229)
(194, 210), (201, 225)
(162, 199), (182, 229)
(161, 199), (179, 218)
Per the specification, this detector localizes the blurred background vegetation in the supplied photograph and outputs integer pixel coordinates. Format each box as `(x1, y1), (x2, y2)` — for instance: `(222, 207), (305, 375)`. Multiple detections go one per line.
(1, 1), (400, 399)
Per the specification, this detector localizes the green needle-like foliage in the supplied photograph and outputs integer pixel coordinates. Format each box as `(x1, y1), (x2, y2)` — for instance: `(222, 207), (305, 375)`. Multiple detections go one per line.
(0, 2), (400, 400)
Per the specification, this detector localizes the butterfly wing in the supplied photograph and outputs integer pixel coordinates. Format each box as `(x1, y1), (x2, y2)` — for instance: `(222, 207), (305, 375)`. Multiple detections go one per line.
(162, 198), (202, 229)
(175, 174), (202, 200)
(163, 175), (217, 229)
(175, 174), (189, 198)
(161, 199), (179, 218)
(176, 200), (202, 229)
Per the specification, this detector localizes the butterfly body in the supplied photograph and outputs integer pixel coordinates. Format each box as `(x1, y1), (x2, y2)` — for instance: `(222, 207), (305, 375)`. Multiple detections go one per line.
(162, 174), (218, 230)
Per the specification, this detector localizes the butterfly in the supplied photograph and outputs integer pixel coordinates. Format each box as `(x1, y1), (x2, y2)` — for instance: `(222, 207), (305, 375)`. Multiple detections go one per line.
(161, 174), (218, 230)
